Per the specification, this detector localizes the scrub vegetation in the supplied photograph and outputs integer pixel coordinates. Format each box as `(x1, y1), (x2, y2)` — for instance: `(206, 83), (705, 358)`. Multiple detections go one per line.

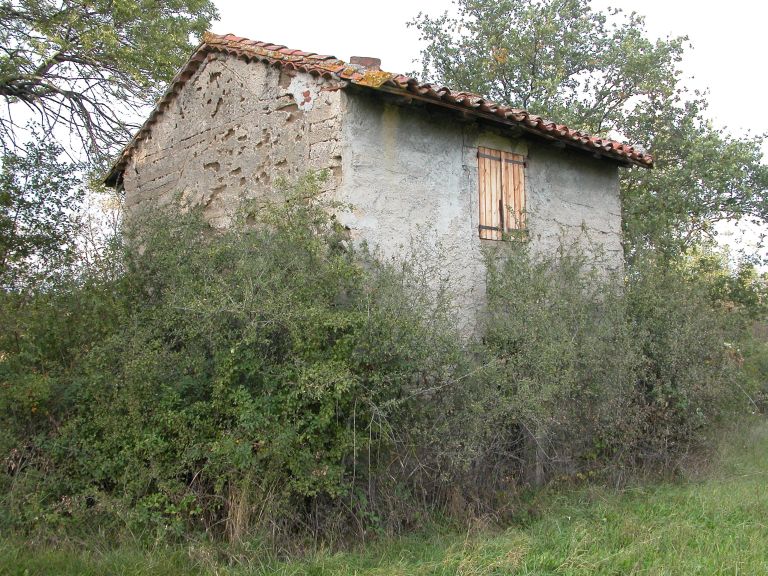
(1, 0), (767, 572)
(1, 176), (765, 559)
(4, 420), (767, 575)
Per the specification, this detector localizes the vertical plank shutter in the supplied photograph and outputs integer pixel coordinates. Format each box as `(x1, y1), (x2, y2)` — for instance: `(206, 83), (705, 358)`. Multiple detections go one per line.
(478, 147), (526, 239)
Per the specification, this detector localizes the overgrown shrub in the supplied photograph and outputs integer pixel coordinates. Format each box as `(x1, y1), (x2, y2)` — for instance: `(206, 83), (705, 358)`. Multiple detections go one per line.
(476, 243), (750, 488)
(0, 174), (758, 549)
(0, 175), (472, 545)
(624, 254), (746, 469)
(478, 245), (639, 490)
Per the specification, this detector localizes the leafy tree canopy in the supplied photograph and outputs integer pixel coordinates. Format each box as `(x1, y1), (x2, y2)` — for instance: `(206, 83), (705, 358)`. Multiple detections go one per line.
(0, 137), (83, 289)
(410, 0), (768, 258)
(0, 0), (218, 162)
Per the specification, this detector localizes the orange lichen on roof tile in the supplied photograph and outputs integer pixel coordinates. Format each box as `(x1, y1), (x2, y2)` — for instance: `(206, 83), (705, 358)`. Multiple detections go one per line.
(106, 32), (653, 185)
(357, 70), (395, 88)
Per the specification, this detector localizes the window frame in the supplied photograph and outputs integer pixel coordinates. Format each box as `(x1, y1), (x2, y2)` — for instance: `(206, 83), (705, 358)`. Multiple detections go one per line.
(477, 146), (526, 241)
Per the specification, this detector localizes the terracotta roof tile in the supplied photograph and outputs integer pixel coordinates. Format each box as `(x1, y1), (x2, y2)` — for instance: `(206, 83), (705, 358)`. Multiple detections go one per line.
(105, 32), (652, 185)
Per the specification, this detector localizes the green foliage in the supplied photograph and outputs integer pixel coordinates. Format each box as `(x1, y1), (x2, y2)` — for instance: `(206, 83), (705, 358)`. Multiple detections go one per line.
(620, 98), (768, 257)
(0, 175), (468, 543)
(477, 243), (747, 484)
(2, 418), (767, 575)
(0, 0), (218, 159)
(676, 246), (768, 318)
(0, 138), (84, 288)
(625, 254), (745, 464)
(0, 175), (757, 548)
(480, 245), (638, 483)
(0, 0), (762, 554)
(410, 0), (681, 131)
(410, 0), (768, 256)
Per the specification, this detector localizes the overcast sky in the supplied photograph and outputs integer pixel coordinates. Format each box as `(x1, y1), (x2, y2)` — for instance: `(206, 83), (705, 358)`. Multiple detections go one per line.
(212, 0), (766, 151)
(212, 0), (767, 258)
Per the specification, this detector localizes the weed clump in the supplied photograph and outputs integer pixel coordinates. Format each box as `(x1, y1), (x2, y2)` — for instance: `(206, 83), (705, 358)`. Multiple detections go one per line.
(0, 175), (758, 548)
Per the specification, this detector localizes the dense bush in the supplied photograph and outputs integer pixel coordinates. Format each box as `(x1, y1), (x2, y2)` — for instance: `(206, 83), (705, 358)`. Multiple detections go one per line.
(623, 255), (746, 468)
(478, 245), (639, 491)
(473, 243), (748, 495)
(0, 175), (472, 544)
(0, 175), (759, 548)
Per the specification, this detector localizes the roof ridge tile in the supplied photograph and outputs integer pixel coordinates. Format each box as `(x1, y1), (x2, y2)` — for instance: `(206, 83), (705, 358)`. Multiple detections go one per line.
(106, 31), (653, 184)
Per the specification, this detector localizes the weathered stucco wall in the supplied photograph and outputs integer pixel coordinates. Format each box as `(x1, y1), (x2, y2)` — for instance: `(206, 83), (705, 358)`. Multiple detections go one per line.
(337, 93), (487, 326)
(337, 90), (622, 329)
(122, 54), (343, 227)
(524, 142), (622, 264)
(123, 59), (623, 330)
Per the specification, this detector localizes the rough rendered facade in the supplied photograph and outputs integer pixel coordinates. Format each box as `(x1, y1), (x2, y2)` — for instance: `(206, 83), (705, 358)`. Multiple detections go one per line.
(121, 54), (345, 227)
(337, 91), (623, 321)
(109, 33), (651, 328)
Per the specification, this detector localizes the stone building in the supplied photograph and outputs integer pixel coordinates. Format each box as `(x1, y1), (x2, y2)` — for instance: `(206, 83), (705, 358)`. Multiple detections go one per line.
(105, 32), (653, 326)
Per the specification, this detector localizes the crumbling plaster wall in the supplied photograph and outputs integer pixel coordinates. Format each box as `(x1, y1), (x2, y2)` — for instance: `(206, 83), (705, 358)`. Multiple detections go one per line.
(523, 141), (623, 264)
(337, 90), (623, 329)
(121, 54), (344, 227)
(121, 57), (623, 329)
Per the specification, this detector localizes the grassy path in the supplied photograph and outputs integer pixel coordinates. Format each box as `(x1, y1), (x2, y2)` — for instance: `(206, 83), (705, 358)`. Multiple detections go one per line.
(2, 419), (767, 575)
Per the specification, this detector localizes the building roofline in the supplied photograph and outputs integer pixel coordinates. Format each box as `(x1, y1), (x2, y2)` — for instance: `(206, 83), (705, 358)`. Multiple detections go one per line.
(104, 32), (653, 187)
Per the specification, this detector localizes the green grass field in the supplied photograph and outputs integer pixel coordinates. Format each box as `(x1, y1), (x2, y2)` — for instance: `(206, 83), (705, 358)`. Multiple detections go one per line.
(3, 418), (767, 575)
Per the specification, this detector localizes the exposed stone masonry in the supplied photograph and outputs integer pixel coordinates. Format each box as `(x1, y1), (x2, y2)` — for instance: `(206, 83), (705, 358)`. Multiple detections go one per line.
(123, 54), (343, 227)
(121, 54), (624, 332)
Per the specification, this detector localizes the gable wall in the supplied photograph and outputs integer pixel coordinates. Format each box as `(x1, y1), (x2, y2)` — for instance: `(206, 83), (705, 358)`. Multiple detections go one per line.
(121, 54), (344, 227)
(337, 91), (622, 330)
(121, 59), (623, 331)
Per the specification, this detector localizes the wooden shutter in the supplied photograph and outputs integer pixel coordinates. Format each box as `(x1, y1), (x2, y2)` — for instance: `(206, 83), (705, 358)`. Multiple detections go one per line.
(478, 147), (526, 240)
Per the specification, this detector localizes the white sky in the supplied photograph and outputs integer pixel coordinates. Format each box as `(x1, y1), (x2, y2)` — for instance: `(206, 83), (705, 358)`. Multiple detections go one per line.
(212, 0), (768, 259)
(212, 0), (767, 149)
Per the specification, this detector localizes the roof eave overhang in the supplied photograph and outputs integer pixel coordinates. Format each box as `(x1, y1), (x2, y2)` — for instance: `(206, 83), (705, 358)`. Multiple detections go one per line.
(104, 33), (653, 187)
(358, 84), (650, 169)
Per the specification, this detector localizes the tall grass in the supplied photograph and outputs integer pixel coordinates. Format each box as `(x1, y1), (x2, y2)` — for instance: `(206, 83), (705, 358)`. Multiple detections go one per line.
(2, 417), (766, 575)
